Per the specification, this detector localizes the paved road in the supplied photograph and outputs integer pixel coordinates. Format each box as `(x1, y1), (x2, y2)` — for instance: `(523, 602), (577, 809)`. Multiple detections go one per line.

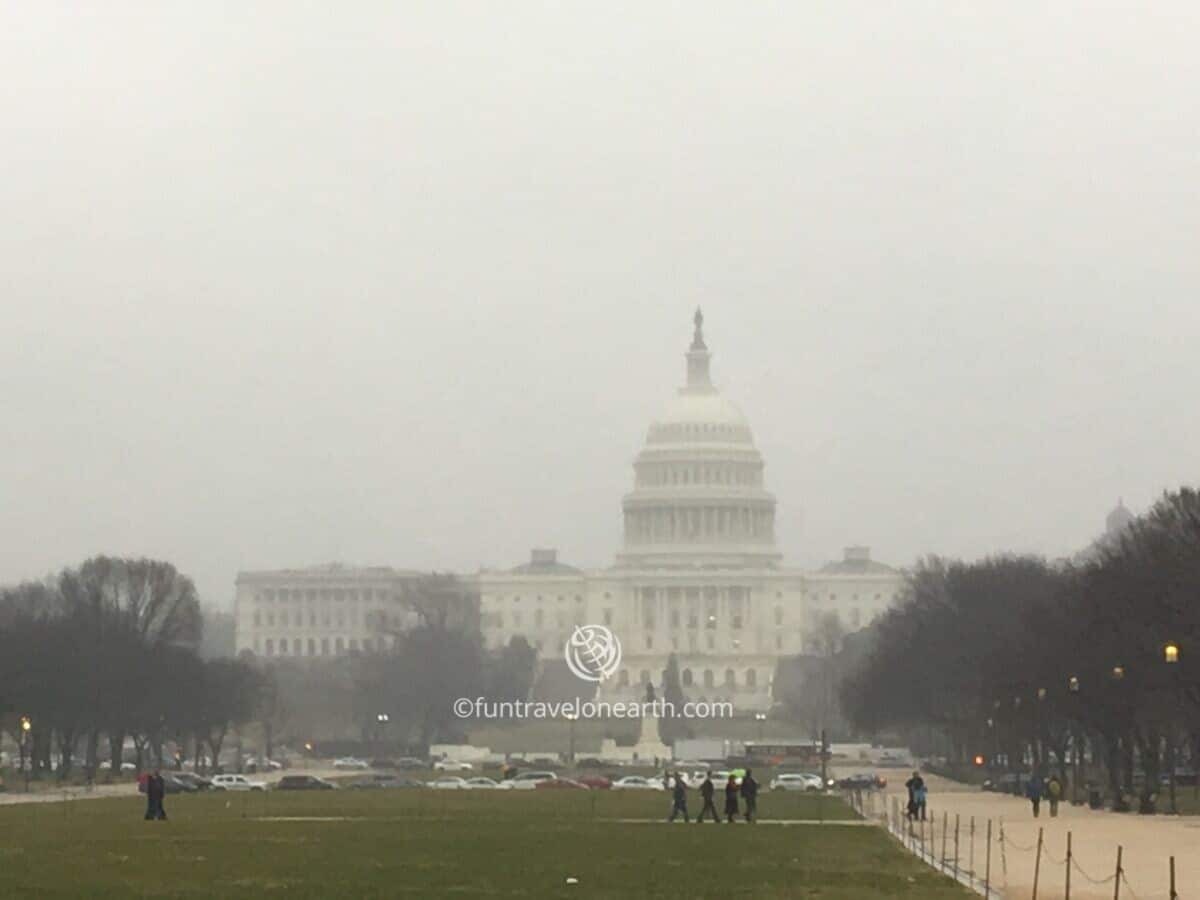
(848, 768), (1198, 899)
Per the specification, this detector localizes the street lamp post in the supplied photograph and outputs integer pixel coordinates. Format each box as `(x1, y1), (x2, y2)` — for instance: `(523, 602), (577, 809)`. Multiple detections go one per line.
(564, 712), (578, 764)
(1068, 676), (1082, 805)
(376, 713), (389, 754)
(754, 712), (766, 743)
(1164, 642), (1181, 814)
(20, 716), (32, 793)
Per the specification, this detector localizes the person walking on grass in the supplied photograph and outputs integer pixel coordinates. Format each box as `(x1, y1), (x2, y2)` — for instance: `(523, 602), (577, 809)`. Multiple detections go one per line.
(740, 769), (759, 823)
(1026, 772), (1044, 818)
(144, 769), (167, 821)
(1046, 774), (1062, 818)
(724, 773), (740, 823)
(667, 772), (690, 822)
(904, 771), (926, 821)
(696, 772), (719, 823)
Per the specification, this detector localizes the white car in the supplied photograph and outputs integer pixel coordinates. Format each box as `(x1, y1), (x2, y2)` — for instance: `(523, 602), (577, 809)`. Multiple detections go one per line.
(211, 774), (267, 792)
(506, 771), (558, 790)
(611, 775), (663, 791)
(333, 757), (370, 771)
(428, 776), (469, 790)
(770, 773), (824, 792)
(432, 759), (473, 772)
(464, 777), (511, 790)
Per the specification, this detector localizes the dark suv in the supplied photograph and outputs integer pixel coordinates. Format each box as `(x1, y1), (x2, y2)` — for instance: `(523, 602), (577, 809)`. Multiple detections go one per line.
(276, 775), (335, 791)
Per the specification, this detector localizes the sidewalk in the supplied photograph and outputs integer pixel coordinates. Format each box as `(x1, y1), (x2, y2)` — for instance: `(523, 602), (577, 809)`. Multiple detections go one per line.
(878, 772), (1195, 899)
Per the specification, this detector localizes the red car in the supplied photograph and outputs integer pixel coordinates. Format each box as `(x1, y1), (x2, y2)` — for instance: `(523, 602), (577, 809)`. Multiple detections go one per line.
(535, 776), (589, 790)
(575, 774), (612, 790)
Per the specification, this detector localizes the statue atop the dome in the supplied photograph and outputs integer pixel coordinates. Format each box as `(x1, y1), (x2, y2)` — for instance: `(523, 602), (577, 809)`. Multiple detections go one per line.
(691, 307), (706, 350)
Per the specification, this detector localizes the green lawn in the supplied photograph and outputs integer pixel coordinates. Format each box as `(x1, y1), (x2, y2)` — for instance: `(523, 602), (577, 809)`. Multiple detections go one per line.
(0, 790), (972, 898)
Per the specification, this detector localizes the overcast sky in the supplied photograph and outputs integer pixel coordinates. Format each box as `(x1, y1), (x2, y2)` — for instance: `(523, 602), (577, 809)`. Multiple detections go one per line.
(3, 2), (1199, 608)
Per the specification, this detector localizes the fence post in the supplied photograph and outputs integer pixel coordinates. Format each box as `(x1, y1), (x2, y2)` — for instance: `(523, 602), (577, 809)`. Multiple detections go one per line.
(1065, 831), (1072, 900)
(970, 816), (976, 881)
(1170, 855), (1177, 900)
(985, 819), (992, 896)
(1113, 846), (1122, 900)
(941, 810), (949, 870)
(954, 813), (961, 880)
(1032, 826), (1043, 900)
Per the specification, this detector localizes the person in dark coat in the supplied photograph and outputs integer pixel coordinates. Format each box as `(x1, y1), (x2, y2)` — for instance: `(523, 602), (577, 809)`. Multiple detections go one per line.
(145, 769), (167, 820)
(740, 769), (759, 823)
(696, 772), (719, 823)
(1026, 773), (1044, 818)
(724, 774), (739, 823)
(667, 772), (689, 822)
(904, 771), (926, 821)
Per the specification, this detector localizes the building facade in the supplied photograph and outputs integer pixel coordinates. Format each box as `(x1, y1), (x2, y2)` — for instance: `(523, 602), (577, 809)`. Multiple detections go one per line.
(478, 311), (906, 710)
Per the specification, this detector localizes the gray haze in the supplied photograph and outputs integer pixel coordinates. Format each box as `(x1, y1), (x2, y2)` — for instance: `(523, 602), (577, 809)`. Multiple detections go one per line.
(4, 2), (1199, 608)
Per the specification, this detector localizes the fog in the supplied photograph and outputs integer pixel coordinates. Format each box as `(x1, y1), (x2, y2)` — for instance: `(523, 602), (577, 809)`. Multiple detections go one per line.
(3, 2), (1199, 607)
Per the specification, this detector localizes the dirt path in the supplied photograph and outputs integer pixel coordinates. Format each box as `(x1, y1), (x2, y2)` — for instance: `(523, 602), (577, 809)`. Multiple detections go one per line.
(864, 770), (1196, 899)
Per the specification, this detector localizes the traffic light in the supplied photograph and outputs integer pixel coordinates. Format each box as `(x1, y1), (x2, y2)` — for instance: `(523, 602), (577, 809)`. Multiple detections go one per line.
(973, 754), (985, 766)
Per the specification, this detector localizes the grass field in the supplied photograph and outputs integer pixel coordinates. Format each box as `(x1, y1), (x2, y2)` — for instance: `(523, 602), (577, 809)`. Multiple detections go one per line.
(0, 790), (972, 898)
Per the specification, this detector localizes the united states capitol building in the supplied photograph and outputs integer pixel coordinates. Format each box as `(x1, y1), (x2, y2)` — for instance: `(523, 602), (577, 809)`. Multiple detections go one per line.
(480, 311), (903, 711)
(234, 311), (905, 710)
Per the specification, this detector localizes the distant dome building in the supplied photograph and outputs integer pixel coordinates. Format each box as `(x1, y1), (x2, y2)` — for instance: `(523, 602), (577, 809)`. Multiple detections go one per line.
(1106, 499), (1135, 538)
(477, 311), (906, 712)
(618, 309), (781, 570)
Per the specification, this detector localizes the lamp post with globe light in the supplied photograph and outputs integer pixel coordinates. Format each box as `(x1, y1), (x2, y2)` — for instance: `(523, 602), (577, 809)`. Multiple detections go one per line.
(376, 713), (390, 755)
(1164, 642), (1181, 813)
(564, 711), (578, 764)
(20, 716), (32, 792)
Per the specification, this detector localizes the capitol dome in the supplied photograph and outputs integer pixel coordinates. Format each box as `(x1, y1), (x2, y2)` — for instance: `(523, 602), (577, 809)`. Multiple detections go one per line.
(616, 310), (781, 570)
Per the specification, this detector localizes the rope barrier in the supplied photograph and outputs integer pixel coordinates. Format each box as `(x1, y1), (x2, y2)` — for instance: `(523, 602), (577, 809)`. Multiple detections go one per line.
(1070, 855), (1117, 886)
(1119, 869), (1143, 900)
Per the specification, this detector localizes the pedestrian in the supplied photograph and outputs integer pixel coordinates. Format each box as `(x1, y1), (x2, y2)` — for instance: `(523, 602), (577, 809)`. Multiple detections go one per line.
(145, 769), (167, 821)
(1046, 775), (1062, 818)
(696, 771), (719, 823)
(667, 772), (689, 822)
(904, 771), (926, 820)
(724, 773), (739, 823)
(740, 768), (759, 823)
(1026, 773), (1044, 818)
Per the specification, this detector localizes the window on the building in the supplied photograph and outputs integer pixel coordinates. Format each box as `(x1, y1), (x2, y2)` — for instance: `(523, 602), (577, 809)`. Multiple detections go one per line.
(774, 607), (783, 626)
(349, 638), (358, 652)
(321, 638), (329, 655)
(670, 610), (680, 628)
(265, 639), (274, 656)
(535, 609), (544, 627)
(706, 633), (714, 650)
(639, 669), (649, 684)
(619, 670), (630, 687)
(335, 637), (344, 654)
(603, 608), (613, 626)
(645, 635), (653, 650)
(513, 611), (523, 627)
(703, 669), (714, 688)
(308, 638), (316, 655)
(682, 669), (693, 687)
(775, 634), (783, 650)
(746, 669), (757, 687)
(724, 669), (735, 686)
(253, 612), (261, 627)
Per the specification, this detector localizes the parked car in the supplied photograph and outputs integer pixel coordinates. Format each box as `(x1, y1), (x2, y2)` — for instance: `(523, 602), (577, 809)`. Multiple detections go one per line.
(211, 774), (268, 792)
(576, 775), (612, 790)
(428, 776), (469, 790)
(369, 758), (397, 770)
(506, 771), (558, 790)
(536, 777), (588, 790)
(836, 773), (886, 791)
(981, 773), (1023, 794)
(464, 777), (511, 790)
(346, 774), (424, 790)
(432, 759), (473, 772)
(770, 773), (824, 792)
(170, 772), (217, 791)
(611, 775), (662, 791)
(276, 775), (336, 791)
(395, 757), (427, 770)
(333, 757), (370, 771)
(138, 773), (198, 794)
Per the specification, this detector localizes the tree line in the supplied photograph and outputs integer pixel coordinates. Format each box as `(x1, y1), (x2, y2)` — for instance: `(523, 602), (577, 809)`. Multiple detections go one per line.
(842, 487), (1200, 812)
(0, 556), (266, 779)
